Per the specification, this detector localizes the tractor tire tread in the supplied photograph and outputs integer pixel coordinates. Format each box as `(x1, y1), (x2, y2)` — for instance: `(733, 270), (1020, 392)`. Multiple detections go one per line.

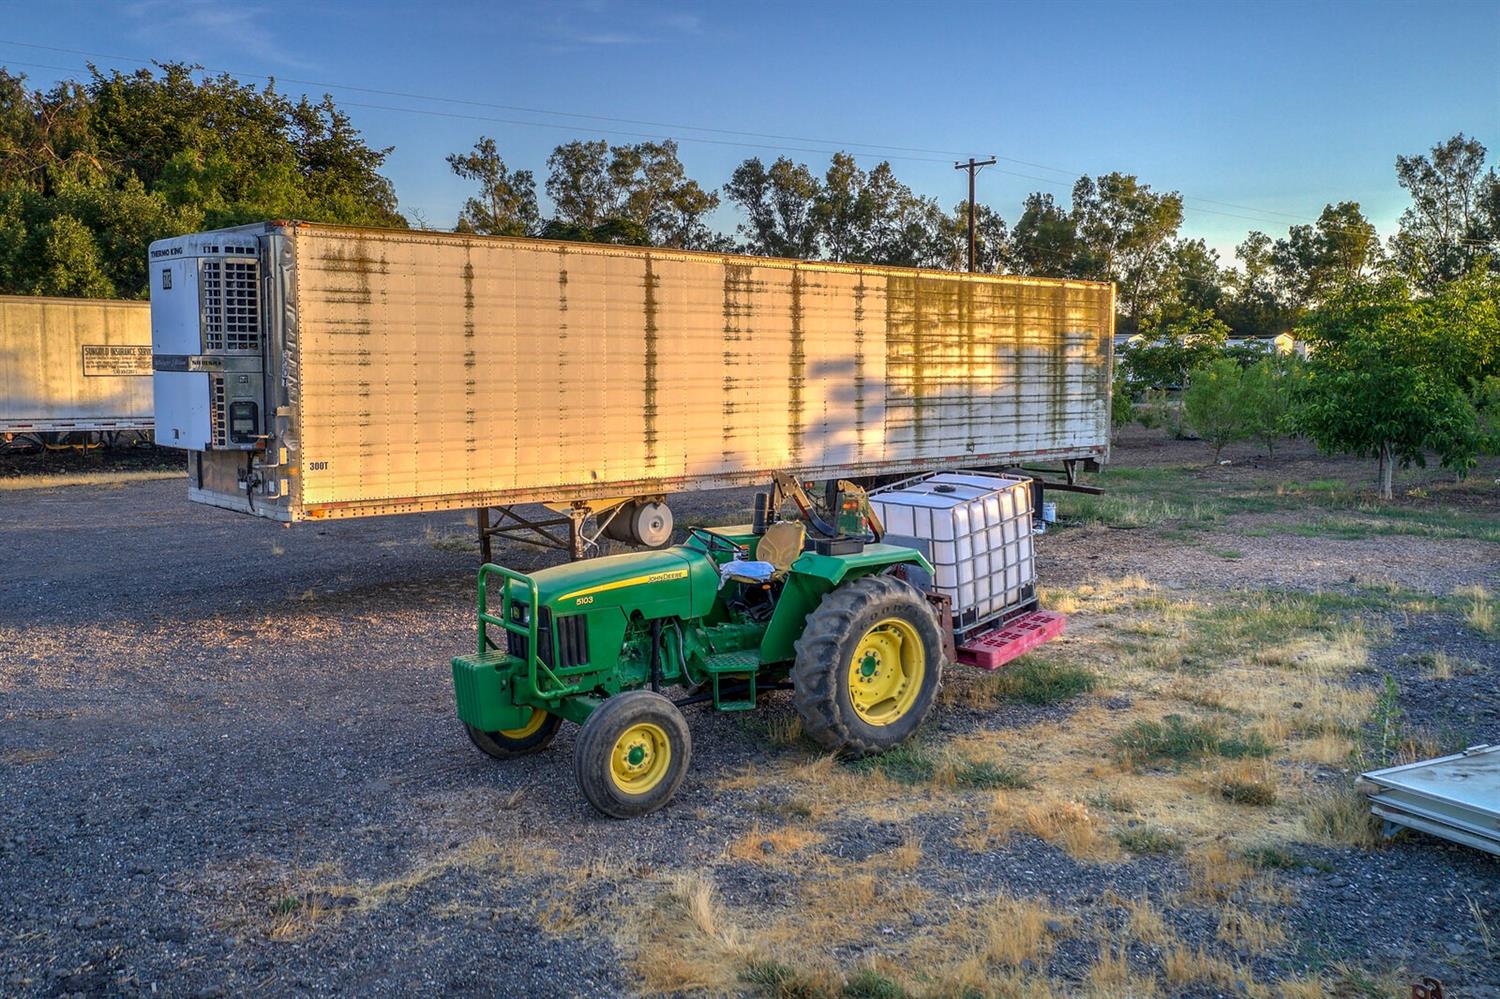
(791, 574), (943, 758)
(574, 690), (692, 819)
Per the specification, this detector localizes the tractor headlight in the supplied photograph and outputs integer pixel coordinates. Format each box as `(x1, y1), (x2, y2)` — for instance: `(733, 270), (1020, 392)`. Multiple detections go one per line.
(510, 602), (530, 625)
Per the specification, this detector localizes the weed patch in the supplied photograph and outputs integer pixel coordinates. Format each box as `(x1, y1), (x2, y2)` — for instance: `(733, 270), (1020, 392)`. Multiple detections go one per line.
(1114, 715), (1273, 767)
(990, 655), (1098, 705)
(1117, 825), (1183, 855)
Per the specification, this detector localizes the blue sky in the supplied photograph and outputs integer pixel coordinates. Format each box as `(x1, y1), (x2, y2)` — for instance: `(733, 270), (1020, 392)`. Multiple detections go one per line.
(2, 0), (1495, 263)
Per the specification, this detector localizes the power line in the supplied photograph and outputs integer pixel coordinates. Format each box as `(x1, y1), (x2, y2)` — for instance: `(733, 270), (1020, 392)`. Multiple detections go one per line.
(0, 40), (1411, 234)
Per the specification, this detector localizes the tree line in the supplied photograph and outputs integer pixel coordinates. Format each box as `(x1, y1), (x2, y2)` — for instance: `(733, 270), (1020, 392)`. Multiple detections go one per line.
(2, 63), (1496, 495)
(3, 64), (1496, 324)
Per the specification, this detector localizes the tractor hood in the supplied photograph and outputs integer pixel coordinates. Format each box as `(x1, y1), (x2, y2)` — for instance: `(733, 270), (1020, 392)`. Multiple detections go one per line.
(529, 547), (719, 619)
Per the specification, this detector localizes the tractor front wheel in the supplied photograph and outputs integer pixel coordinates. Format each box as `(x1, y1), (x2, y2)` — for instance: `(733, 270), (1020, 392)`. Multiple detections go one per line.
(792, 574), (943, 756)
(464, 707), (562, 760)
(574, 690), (692, 818)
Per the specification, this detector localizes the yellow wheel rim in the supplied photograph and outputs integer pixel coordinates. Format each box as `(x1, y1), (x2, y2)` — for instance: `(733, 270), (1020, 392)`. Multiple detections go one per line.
(609, 722), (672, 794)
(499, 708), (547, 740)
(847, 617), (926, 726)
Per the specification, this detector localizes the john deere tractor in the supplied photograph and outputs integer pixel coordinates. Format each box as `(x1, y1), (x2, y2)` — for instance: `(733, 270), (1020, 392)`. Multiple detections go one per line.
(450, 475), (948, 817)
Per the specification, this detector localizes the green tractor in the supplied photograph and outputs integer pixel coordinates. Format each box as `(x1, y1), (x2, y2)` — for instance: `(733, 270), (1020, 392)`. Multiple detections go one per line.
(450, 473), (1051, 817)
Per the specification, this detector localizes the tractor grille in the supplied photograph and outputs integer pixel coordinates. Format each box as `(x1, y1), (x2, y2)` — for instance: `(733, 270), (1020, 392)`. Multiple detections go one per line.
(505, 609), (589, 668)
(201, 258), (260, 352)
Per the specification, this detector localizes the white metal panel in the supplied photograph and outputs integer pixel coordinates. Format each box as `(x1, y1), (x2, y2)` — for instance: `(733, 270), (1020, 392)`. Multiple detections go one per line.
(0, 295), (153, 432)
(152, 370), (212, 449)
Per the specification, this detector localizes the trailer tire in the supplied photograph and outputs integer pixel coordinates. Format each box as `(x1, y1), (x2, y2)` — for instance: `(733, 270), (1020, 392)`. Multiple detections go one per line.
(574, 690), (692, 818)
(792, 574), (943, 757)
(464, 709), (562, 760)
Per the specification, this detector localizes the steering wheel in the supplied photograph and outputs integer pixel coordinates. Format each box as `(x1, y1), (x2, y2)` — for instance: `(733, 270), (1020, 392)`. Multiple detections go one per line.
(687, 527), (746, 558)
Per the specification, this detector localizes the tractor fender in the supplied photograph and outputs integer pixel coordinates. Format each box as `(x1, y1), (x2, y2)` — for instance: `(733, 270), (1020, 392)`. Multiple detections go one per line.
(757, 543), (933, 664)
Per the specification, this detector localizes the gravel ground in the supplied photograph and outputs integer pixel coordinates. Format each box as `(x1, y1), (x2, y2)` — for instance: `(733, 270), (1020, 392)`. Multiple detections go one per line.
(2, 438), (1498, 996)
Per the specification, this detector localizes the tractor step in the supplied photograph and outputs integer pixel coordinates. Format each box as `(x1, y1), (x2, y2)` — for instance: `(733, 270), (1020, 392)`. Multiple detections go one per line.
(704, 650), (761, 710)
(702, 649), (761, 673)
(957, 610), (1066, 671)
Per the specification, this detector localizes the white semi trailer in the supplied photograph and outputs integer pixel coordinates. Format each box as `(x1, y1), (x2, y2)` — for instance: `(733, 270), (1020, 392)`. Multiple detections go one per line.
(1, 294), (153, 440)
(148, 222), (1113, 556)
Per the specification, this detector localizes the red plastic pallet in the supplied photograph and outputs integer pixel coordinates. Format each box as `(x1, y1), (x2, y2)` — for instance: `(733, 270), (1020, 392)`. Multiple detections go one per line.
(956, 610), (1067, 671)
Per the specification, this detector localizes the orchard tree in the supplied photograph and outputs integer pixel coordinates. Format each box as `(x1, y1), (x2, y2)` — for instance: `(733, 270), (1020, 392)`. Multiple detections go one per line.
(1120, 306), (1230, 390)
(1390, 133), (1499, 291)
(1240, 355), (1299, 460)
(1295, 277), (1491, 498)
(1182, 357), (1249, 461)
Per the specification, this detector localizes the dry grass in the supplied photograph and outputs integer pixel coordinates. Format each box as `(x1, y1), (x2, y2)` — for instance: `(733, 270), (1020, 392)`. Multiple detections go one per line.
(339, 837), (559, 910)
(726, 824), (826, 865)
(1085, 940), (1159, 998)
(1215, 905), (1286, 953)
(1304, 785), (1383, 849)
(1185, 844), (1256, 904)
(1277, 976), (1329, 999)
(973, 896), (1069, 967)
(630, 872), (755, 994)
(687, 571), (1444, 994)
(1457, 583), (1496, 636)
(763, 713), (805, 747)
(1, 747), (57, 765)
(1162, 943), (1241, 990)
(0, 470), (181, 491)
(1124, 896), (1172, 947)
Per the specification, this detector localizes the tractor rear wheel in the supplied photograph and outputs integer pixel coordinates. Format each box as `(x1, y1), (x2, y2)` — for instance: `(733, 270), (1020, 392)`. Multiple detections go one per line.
(574, 690), (692, 818)
(464, 708), (562, 760)
(792, 574), (943, 756)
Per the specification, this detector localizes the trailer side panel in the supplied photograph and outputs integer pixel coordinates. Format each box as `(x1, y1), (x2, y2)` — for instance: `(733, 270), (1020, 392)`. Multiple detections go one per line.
(0, 295), (153, 433)
(287, 227), (1111, 517)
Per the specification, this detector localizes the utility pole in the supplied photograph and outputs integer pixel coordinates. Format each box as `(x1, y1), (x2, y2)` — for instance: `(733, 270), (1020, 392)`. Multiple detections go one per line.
(954, 156), (996, 272)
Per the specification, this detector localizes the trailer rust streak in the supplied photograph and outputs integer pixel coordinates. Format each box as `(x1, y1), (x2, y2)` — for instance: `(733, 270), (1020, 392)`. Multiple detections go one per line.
(642, 254), (660, 472)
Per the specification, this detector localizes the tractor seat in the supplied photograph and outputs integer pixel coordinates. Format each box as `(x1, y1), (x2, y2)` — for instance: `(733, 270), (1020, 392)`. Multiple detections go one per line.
(755, 520), (806, 578)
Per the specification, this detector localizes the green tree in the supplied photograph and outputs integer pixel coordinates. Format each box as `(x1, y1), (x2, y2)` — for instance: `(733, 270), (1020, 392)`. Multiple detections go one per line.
(948, 201), (1009, 273)
(606, 139), (720, 248)
(1239, 355), (1299, 460)
(1008, 192), (1077, 277)
(1182, 357), (1250, 461)
(1120, 307), (1231, 391)
(0, 63), (403, 298)
(1271, 202), (1381, 309)
(723, 156), (822, 258)
(546, 139), (615, 230)
(1157, 238), (1225, 317)
(1221, 231), (1295, 338)
(1070, 172), (1184, 320)
(813, 152), (875, 262)
(1390, 133), (1498, 292)
(1295, 278), (1486, 498)
(448, 137), (539, 236)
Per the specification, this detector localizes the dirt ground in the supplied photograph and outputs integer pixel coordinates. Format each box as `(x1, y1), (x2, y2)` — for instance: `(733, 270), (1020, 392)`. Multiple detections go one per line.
(1, 431), (1497, 998)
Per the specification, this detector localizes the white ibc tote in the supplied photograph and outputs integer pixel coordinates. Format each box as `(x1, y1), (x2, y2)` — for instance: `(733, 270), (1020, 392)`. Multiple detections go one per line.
(869, 471), (1037, 627)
